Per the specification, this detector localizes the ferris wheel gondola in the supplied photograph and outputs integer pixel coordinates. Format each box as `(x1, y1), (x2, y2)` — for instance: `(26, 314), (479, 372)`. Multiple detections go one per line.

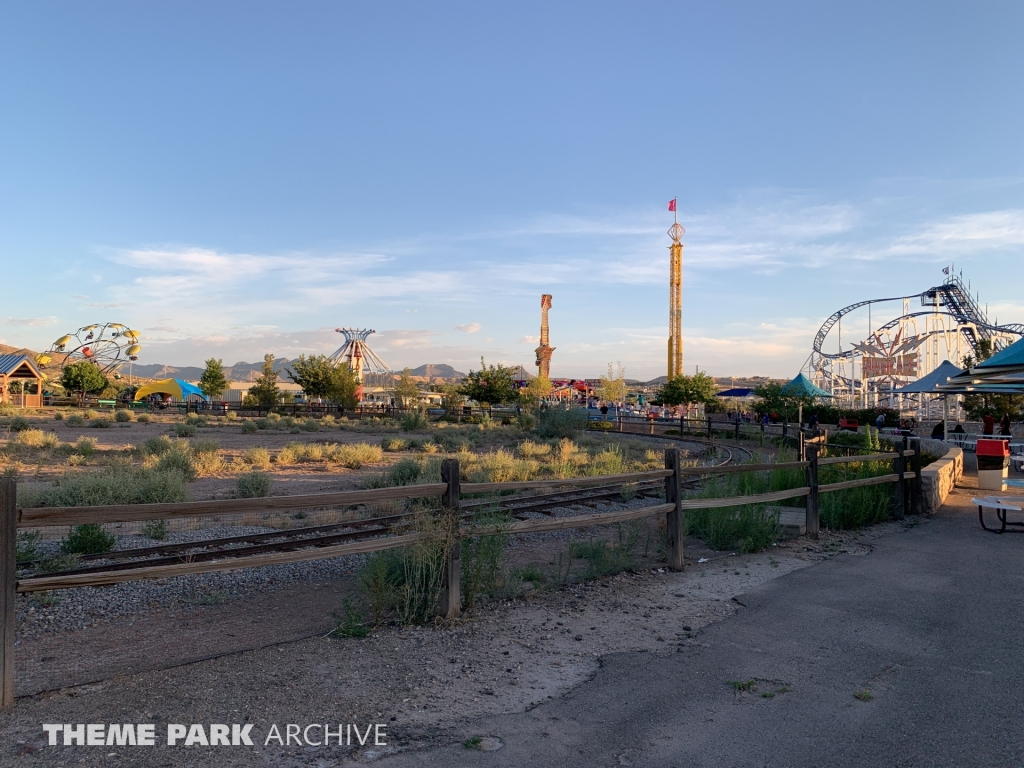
(37, 323), (142, 375)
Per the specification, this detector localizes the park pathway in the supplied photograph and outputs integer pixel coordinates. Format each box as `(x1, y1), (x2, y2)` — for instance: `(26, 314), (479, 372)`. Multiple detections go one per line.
(385, 483), (1024, 768)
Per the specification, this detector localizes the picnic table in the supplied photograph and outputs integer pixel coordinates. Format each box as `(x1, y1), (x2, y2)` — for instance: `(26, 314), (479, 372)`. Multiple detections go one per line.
(972, 495), (1024, 534)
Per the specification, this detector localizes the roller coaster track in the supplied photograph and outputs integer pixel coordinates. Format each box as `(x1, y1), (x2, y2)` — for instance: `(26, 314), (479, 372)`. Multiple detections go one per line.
(812, 275), (1023, 361)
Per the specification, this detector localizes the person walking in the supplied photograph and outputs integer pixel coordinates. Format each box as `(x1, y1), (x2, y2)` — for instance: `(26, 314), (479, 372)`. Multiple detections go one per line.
(1000, 414), (1012, 436)
(983, 412), (995, 435)
(875, 412), (885, 430)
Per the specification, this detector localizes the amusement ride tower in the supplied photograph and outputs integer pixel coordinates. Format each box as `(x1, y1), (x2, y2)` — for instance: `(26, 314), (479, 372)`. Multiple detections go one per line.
(329, 329), (391, 396)
(667, 201), (684, 380)
(535, 294), (554, 380)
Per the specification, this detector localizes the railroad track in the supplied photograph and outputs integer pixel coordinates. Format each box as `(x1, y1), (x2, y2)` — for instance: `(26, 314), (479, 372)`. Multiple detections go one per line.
(20, 440), (753, 579)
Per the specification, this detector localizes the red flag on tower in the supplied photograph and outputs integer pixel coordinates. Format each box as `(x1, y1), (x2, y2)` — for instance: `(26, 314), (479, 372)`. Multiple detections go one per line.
(667, 199), (677, 212)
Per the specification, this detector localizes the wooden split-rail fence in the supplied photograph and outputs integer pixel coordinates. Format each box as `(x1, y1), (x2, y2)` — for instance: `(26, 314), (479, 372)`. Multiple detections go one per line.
(0, 440), (923, 709)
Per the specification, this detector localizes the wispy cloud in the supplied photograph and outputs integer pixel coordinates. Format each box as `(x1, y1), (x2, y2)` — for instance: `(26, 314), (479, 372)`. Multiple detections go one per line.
(3, 316), (57, 327)
(455, 322), (481, 333)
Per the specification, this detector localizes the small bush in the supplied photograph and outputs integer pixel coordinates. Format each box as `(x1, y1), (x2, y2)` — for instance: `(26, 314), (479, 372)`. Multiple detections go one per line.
(330, 598), (371, 638)
(191, 449), (225, 476)
(53, 412), (64, 421)
(255, 417), (271, 430)
(135, 412), (152, 424)
(115, 410), (132, 423)
(66, 414), (85, 427)
(83, 410), (96, 419)
(174, 423), (197, 438)
(185, 413), (208, 427)
(13, 429), (59, 450)
(321, 415), (337, 427)
(75, 436), (98, 457)
(191, 438), (220, 454)
(401, 409), (429, 431)
(515, 412), (536, 430)
(61, 524), (116, 555)
(242, 446), (271, 469)
(10, 416), (31, 431)
(21, 465), (190, 508)
(155, 443), (197, 481)
(382, 436), (409, 452)
(141, 519), (168, 540)
(225, 411), (238, 421)
(517, 440), (552, 458)
(302, 418), (319, 432)
(241, 419), (258, 434)
(89, 418), (112, 428)
(17, 531), (42, 562)
(141, 435), (173, 456)
(332, 443), (384, 468)
(280, 416), (296, 429)
(237, 471), (272, 498)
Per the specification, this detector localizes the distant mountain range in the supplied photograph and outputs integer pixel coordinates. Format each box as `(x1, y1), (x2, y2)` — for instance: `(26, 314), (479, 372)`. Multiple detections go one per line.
(127, 359), (467, 382)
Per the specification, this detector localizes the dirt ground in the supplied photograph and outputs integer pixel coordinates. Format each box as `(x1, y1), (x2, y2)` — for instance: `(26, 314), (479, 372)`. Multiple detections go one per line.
(0, 518), (915, 767)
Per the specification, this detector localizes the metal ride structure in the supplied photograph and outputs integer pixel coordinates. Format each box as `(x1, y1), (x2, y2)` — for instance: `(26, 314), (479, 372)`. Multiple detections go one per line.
(328, 328), (392, 391)
(805, 270), (1024, 412)
(667, 200), (684, 380)
(535, 294), (554, 380)
(36, 323), (141, 377)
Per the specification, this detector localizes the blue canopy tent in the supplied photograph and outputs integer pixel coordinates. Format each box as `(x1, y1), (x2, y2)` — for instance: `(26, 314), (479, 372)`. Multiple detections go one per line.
(940, 337), (1024, 393)
(781, 373), (834, 398)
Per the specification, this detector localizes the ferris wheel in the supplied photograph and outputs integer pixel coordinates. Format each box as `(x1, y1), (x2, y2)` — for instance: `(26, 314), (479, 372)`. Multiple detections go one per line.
(35, 323), (142, 375)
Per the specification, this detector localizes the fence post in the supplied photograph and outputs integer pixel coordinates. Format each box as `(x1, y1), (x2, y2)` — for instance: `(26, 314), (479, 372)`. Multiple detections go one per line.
(892, 444), (905, 520)
(734, 420), (740, 440)
(910, 437), (923, 515)
(707, 417), (712, 438)
(664, 448), (684, 571)
(1, 479), (15, 710)
(805, 444), (819, 540)
(440, 459), (461, 619)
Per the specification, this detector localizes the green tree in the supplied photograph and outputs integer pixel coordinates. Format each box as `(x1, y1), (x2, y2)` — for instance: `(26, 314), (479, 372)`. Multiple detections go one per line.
(596, 362), (627, 404)
(459, 358), (519, 406)
(752, 381), (815, 421)
(61, 361), (107, 402)
(326, 364), (360, 408)
(248, 354), (281, 408)
(286, 354), (337, 399)
(393, 368), (421, 407)
(199, 358), (228, 399)
(520, 375), (553, 407)
(659, 371), (717, 409)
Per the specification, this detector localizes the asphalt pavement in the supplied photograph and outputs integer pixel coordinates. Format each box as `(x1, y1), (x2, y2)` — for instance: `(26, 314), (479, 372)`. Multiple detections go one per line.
(384, 486), (1024, 768)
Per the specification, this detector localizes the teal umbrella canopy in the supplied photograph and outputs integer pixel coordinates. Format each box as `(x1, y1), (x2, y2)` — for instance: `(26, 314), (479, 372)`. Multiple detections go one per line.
(976, 336), (1024, 370)
(892, 360), (963, 394)
(781, 373), (834, 398)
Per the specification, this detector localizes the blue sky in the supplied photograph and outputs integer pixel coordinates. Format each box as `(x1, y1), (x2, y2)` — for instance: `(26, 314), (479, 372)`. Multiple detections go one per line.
(2, 2), (1023, 380)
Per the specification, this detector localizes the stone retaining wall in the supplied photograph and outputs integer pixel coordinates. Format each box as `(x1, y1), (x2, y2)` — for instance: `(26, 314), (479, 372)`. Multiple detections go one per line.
(916, 438), (963, 515)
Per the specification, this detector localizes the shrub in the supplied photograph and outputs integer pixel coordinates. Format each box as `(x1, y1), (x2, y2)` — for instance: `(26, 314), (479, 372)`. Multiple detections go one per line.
(191, 438), (220, 454)
(9, 416), (31, 432)
(242, 446), (271, 469)
(75, 436), (98, 457)
(225, 411), (238, 421)
(142, 435), (174, 456)
(280, 416), (296, 429)
(135, 412), (152, 424)
(515, 412), (536, 430)
(13, 429), (59, 450)
(302, 418), (319, 432)
(332, 443), (384, 469)
(433, 431), (470, 452)
(62, 524), (115, 555)
(185, 413), (208, 427)
(536, 407), (587, 438)
(17, 531), (42, 562)
(174, 423), (197, 438)
(155, 442), (197, 481)
(241, 419), (258, 434)
(382, 437), (409, 452)
(470, 449), (537, 483)
(20, 465), (190, 508)
(237, 471), (272, 498)
(461, 511), (512, 608)
(517, 440), (552, 458)
(89, 418), (112, 429)
(255, 417), (271, 430)
(115, 410), (132, 423)
(401, 409), (429, 431)
(53, 412), (64, 421)
(321, 415), (336, 427)
(330, 598), (371, 638)
(66, 414), (85, 427)
(191, 449), (225, 476)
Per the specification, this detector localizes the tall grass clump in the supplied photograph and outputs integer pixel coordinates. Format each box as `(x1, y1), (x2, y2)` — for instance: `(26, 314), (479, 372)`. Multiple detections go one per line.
(115, 409), (132, 423)
(12, 429), (60, 450)
(241, 419), (258, 434)
(460, 510), (512, 608)
(469, 449), (538, 483)
(154, 441), (198, 481)
(135, 412), (152, 424)
(189, 439), (224, 476)
(75, 437), (98, 457)
(242, 446), (271, 469)
(66, 414), (85, 427)
(381, 436), (409, 452)
(62, 524), (115, 555)
(174, 423), (197, 438)
(358, 511), (453, 625)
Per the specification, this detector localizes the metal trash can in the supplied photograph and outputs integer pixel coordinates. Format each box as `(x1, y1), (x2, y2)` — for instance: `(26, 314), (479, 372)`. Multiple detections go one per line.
(977, 439), (1010, 491)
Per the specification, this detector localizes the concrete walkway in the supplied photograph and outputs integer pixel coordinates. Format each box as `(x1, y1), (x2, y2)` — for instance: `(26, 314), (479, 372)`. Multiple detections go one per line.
(387, 484), (1024, 767)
